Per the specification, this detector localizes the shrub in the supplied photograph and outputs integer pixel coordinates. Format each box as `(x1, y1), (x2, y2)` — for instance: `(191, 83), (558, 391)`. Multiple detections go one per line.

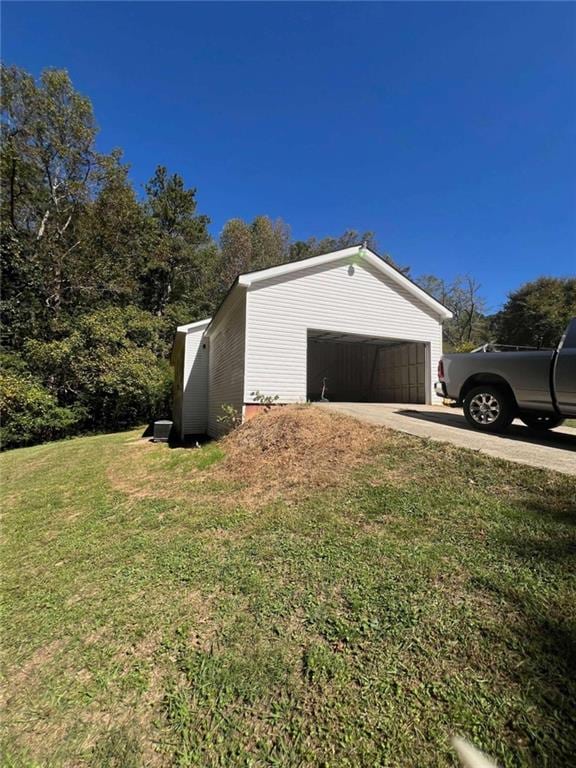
(250, 390), (280, 411)
(216, 404), (242, 430)
(25, 307), (172, 430)
(0, 370), (81, 449)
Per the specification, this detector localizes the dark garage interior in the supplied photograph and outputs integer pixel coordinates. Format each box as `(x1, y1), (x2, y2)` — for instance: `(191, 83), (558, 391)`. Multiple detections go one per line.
(306, 329), (427, 404)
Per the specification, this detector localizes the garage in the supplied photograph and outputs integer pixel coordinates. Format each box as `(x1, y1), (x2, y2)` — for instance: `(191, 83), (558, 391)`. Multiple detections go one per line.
(173, 244), (452, 438)
(306, 329), (427, 404)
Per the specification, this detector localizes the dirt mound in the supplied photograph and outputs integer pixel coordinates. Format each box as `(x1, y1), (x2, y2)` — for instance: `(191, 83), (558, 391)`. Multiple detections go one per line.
(217, 404), (385, 502)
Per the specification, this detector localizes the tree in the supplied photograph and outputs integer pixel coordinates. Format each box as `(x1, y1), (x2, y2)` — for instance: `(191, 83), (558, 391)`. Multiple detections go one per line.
(72, 153), (152, 310)
(163, 241), (223, 332)
(0, 227), (45, 348)
(1, 65), (104, 323)
(250, 215), (290, 271)
(24, 307), (172, 429)
(289, 229), (410, 275)
(290, 229), (377, 260)
(217, 215), (291, 290)
(0, 367), (80, 449)
(218, 218), (253, 289)
(141, 165), (210, 315)
(418, 274), (489, 351)
(493, 277), (576, 347)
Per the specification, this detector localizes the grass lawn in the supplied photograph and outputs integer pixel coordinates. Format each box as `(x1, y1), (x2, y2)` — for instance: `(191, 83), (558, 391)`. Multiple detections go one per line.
(1, 406), (575, 767)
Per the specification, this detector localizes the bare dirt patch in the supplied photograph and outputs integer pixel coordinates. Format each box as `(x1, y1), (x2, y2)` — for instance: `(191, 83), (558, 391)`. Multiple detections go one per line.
(215, 405), (386, 504)
(4, 638), (67, 695)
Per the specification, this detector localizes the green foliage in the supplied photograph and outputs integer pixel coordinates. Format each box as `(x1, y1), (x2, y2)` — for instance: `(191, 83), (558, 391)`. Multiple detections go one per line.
(493, 276), (576, 347)
(25, 307), (172, 429)
(250, 390), (280, 410)
(0, 369), (81, 449)
(290, 229), (376, 260)
(141, 165), (211, 315)
(249, 215), (290, 270)
(1, 65), (103, 324)
(218, 215), (292, 291)
(216, 403), (242, 430)
(218, 218), (254, 289)
(452, 340), (479, 353)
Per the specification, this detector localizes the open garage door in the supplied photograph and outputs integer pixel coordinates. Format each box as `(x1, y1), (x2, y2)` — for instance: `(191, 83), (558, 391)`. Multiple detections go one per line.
(307, 329), (427, 404)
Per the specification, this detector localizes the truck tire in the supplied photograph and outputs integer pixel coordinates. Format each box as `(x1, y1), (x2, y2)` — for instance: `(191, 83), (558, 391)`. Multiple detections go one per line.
(520, 414), (565, 431)
(463, 385), (515, 433)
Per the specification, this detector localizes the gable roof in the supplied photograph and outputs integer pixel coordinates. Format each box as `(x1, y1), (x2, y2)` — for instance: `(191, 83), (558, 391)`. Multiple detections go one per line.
(196, 245), (452, 336)
(236, 245), (452, 319)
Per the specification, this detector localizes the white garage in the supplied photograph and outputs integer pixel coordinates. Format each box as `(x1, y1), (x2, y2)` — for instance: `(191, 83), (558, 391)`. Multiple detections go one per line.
(172, 245), (452, 440)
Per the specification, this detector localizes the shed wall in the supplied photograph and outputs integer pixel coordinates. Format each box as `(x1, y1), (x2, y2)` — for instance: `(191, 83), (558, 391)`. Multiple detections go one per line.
(207, 291), (246, 437)
(171, 332), (185, 439)
(244, 257), (443, 403)
(181, 327), (210, 435)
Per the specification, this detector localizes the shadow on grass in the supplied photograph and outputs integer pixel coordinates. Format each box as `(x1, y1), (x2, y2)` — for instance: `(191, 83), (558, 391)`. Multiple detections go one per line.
(502, 474), (576, 527)
(499, 495), (575, 758)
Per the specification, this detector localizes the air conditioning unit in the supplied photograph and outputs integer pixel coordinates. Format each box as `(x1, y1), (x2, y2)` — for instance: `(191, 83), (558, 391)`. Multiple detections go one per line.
(153, 420), (172, 443)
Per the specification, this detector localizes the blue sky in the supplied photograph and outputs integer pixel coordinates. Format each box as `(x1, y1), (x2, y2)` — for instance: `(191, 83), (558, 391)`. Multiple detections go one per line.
(3, 2), (575, 310)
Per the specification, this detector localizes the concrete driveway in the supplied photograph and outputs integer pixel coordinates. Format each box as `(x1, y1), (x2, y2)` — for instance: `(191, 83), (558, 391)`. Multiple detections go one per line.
(319, 402), (576, 476)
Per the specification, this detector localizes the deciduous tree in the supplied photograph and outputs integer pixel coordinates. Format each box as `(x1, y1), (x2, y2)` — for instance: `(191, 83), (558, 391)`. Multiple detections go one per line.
(1, 66), (103, 322)
(417, 274), (489, 351)
(493, 277), (576, 347)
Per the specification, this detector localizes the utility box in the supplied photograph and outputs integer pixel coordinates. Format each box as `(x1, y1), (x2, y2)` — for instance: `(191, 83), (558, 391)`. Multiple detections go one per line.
(153, 420), (172, 443)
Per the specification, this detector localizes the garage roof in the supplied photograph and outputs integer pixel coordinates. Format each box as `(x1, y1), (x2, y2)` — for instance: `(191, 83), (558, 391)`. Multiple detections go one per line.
(190, 244), (452, 335)
(237, 245), (452, 320)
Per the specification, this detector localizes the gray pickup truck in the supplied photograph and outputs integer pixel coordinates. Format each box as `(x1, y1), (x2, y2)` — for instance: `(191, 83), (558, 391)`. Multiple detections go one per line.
(435, 318), (576, 433)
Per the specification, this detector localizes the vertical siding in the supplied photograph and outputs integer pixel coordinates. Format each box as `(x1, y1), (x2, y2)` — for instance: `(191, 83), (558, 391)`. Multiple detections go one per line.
(376, 343), (426, 403)
(245, 257), (443, 404)
(181, 327), (210, 435)
(207, 291), (246, 437)
(307, 340), (426, 403)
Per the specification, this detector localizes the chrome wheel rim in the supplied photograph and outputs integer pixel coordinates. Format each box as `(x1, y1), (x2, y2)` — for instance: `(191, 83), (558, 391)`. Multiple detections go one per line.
(469, 393), (500, 424)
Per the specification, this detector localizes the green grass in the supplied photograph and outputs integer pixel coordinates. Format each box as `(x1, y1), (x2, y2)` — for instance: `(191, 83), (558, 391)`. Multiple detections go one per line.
(1, 423), (575, 767)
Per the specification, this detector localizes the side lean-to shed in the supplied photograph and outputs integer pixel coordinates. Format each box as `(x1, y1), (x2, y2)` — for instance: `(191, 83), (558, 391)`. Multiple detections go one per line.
(172, 245), (452, 440)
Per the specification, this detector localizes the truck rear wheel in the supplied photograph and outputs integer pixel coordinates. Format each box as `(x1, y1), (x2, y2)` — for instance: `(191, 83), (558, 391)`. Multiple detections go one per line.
(463, 385), (515, 433)
(520, 414), (565, 431)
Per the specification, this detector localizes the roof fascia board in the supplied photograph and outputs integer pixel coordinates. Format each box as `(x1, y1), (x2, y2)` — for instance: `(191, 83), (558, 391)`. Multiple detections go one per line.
(362, 251), (453, 319)
(176, 317), (212, 333)
(237, 246), (360, 287)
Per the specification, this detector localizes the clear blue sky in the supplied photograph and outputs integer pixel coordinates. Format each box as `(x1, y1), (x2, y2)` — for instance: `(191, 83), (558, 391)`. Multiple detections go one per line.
(3, 2), (575, 310)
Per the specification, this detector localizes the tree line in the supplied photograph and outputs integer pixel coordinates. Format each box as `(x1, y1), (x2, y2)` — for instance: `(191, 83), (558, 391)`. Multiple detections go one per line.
(1, 65), (574, 449)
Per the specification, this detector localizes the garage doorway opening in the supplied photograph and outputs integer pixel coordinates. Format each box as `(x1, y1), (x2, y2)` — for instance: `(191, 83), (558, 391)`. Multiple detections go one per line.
(307, 329), (428, 404)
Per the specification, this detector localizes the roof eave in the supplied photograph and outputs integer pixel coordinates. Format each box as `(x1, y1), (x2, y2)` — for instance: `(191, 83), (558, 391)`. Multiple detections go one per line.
(176, 317), (212, 333)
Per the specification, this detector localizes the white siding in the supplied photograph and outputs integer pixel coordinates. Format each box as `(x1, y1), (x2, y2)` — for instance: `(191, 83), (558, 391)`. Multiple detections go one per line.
(207, 291), (246, 437)
(181, 326), (210, 435)
(244, 257), (443, 404)
(171, 332), (185, 439)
